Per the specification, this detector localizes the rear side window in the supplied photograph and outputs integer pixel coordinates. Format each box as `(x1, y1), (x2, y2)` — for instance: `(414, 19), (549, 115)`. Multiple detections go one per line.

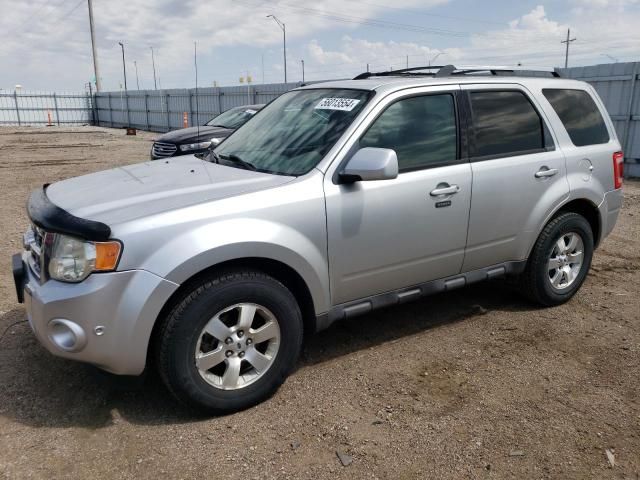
(542, 88), (609, 146)
(469, 90), (545, 158)
(360, 93), (457, 172)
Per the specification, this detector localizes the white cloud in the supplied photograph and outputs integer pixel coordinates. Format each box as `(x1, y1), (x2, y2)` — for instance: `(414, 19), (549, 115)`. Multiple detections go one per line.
(0, 0), (449, 91)
(1, 0), (639, 91)
(298, 3), (640, 82)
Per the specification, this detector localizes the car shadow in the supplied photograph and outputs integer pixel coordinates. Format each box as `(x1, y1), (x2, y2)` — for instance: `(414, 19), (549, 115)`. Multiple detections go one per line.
(0, 280), (536, 428)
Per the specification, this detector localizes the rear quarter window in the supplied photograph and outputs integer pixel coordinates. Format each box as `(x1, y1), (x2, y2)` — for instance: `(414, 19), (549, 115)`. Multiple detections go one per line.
(542, 88), (610, 147)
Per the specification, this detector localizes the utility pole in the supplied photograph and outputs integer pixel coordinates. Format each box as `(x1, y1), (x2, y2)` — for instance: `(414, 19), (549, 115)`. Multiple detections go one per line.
(267, 15), (286, 83)
(118, 42), (128, 91)
(561, 28), (576, 68)
(87, 0), (101, 91)
(134, 60), (140, 90)
(406, 55), (409, 69)
(428, 52), (443, 66)
(301, 59), (305, 83)
(150, 46), (158, 90)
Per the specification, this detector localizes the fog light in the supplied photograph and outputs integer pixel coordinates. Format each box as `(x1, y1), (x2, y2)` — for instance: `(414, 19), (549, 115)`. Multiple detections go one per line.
(47, 319), (87, 352)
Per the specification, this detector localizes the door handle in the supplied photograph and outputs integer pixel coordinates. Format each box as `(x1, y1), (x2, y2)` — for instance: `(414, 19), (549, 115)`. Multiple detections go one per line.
(430, 184), (460, 196)
(535, 167), (559, 178)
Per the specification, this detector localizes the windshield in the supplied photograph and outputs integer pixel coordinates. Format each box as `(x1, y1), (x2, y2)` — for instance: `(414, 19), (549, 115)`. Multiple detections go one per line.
(214, 89), (373, 176)
(206, 106), (260, 129)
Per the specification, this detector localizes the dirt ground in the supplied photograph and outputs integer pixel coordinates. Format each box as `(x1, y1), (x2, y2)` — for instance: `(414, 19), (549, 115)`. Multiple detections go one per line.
(0, 127), (638, 480)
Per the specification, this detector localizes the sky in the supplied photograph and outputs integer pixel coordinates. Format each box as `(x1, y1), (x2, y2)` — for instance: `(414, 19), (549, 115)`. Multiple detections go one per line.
(1, 0), (639, 92)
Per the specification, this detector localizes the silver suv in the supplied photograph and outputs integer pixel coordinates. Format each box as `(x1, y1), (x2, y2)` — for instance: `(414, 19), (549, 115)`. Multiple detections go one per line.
(12, 66), (624, 413)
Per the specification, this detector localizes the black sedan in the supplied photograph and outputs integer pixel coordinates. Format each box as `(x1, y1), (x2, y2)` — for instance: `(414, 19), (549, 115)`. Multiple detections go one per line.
(150, 104), (264, 159)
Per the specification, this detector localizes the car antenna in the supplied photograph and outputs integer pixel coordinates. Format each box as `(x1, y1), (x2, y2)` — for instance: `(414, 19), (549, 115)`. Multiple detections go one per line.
(194, 41), (200, 139)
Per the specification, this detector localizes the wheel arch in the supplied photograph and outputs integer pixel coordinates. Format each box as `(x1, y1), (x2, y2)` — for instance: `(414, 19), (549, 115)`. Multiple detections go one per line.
(526, 197), (602, 262)
(556, 198), (601, 247)
(147, 256), (319, 368)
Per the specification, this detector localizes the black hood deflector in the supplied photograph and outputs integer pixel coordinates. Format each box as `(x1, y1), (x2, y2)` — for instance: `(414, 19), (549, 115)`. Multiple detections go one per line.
(27, 185), (111, 241)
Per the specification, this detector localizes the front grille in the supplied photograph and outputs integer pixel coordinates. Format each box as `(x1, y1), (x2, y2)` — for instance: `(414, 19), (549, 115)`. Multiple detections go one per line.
(152, 142), (178, 158)
(24, 225), (48, 280)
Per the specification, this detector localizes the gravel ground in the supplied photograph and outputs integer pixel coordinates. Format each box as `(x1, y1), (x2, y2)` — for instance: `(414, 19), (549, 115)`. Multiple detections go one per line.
(0, 127), (638, 479)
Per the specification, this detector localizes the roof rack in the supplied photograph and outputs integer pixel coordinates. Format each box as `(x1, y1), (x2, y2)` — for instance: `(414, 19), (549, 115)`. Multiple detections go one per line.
(353, 64), (561, 80)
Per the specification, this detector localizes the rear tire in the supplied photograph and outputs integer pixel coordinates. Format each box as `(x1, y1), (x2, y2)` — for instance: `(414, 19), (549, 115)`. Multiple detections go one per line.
(156, 270), (303, 414)
(519, 212), (594, 306)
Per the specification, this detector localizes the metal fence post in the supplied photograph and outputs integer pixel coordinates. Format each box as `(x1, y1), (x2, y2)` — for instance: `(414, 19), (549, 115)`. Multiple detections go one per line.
(108, 93), (113, 127)
(623, 63), (639, 159)
(53, 93), (60, 125)
(125, 91), (131, 127)
(217, 87), (222, 114)
(144, 93), (150, 131)
(13, 91), (21, 126)
(166, 93), (170, 132)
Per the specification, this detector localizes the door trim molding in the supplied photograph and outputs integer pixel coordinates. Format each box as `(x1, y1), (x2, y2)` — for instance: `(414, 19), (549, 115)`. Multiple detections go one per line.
(315, 260), (527, 331)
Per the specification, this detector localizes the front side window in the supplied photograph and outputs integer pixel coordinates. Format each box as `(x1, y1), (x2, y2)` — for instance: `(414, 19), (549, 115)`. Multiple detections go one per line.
(359, 93), (457, 172)
(542, 88), (610, 146)
(214, 89), (372, 175)
(470, 90), (544, 158)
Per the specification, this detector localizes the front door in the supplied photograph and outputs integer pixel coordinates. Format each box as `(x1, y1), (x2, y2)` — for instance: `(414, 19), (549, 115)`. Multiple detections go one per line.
(324, 87), (472, 305)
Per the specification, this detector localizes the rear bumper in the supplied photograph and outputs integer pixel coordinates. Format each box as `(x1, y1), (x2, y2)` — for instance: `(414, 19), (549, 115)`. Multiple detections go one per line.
(599, 188), (624, 243)
(19, 252), (179, 375)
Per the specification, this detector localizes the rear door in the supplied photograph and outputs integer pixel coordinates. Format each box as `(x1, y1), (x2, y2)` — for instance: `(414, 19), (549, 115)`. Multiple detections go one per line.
(461, 84), (570, 272)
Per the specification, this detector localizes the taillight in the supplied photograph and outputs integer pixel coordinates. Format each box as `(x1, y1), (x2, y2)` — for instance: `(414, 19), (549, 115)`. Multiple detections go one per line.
(613, 151), (624, 189)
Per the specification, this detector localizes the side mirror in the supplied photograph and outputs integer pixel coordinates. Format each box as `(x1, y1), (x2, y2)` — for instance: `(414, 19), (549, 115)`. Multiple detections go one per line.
(339, 147), (399, 183)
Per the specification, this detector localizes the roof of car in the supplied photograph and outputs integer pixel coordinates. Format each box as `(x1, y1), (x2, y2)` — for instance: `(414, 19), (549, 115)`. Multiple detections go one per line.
(297, 72), (589, 95)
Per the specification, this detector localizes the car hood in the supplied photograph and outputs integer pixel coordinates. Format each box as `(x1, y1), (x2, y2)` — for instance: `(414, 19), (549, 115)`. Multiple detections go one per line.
(46, 156), (295, 226)
(155, 126), (233, 144)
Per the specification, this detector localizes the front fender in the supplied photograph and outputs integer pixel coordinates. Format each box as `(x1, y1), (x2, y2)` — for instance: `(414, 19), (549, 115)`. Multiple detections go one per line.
(143, 218), (330, 314)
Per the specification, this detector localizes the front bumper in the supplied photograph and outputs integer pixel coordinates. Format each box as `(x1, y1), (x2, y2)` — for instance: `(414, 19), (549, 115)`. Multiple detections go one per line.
(14, 252), (179, 375)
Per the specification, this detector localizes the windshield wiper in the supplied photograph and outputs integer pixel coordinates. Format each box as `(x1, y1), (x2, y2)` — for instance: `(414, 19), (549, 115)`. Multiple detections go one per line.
(209, 150), (220, 164)
(218, 153), (257, 171)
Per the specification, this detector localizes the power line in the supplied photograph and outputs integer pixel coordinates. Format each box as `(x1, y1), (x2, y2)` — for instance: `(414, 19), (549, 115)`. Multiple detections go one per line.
(234, 0), (567, 44)
(341, 0), (506, 27)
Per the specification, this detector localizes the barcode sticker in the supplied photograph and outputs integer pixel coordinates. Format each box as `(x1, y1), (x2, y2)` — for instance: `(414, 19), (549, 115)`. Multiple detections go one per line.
(314, 98), (361, 111)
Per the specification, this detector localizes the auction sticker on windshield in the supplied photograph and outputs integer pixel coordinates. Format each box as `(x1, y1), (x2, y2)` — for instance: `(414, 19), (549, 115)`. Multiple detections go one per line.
(315, 98), (361, 111)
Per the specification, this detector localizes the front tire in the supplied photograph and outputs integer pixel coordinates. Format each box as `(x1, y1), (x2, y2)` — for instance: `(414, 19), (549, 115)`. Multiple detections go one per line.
(520, 212), (594, 306)
(156, 270), (303, 414)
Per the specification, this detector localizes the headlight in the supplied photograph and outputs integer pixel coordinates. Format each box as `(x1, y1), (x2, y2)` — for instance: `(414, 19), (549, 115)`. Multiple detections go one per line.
(179, 141), (211, 152)
(48, 234), (122, 282)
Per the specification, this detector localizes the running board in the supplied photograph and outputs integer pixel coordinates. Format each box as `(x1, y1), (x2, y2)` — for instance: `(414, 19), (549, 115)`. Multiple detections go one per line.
(315, 260), (527, 331)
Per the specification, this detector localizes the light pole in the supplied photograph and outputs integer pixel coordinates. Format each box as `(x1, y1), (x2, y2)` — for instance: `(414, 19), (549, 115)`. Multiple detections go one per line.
(134, 60), (140, 90)
(301, 59), (305, 83)
(267, 15), (287, 83)
(87, 0), (101, 91)
(150, 46), (158, 90)
(118, 42), (128, 91)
